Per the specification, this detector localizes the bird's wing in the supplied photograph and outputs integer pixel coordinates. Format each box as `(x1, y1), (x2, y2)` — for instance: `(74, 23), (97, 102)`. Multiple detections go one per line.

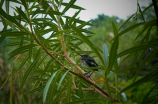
(86, 57), (98, 67)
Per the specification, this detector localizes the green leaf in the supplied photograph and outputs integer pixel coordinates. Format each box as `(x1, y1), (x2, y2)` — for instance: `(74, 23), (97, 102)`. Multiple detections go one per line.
(0, 0), (4, 7)
(43, 71), (59, 103)
(62, 0), (77, 14)
(78, 83), (84, 99)
(137, 3), (145, 22)
(16, 7), (28, 22)
(32, 55), (47, 74)
(0, 36), (6, 43)
(52, 80), (71, 104)
(103, 44), (108, 67)
(64, 98), (106, 104)
(20, 55), (40, 89)
(135, 27), (147, 40)
(117, 42), (158, 57)
(0, 7), (23, 28)
(9, 44), (37, 60)
(142, 85), (157, 104)
(67, 77), (72, 102)
(69, 9), (81, 24)
(17, 54), (29, 71)
(90, 93), (100, 104)
(118, 14), (135, 31)
(57, 70), (70, 90)
(61, 2), (85, 10)
(71, 25), (104, 64)
(26, 85), (45, 94)
(108, 23), (119, 73)
(77, 20), (92, 29)
(121, 92), (127, 101)
(20, 0), (27, 10)
(0, 31), (30, 36)
(38, 1), (57, 21)
(64, 16), (93, 26)
(111, 22), (145, 41)
(81, 29), (95, 34)
(119, 23), (144, 36)
(121, 70), (157, 92)
(42, 59), (54, 76)
(47, 69), (62, 102)
(33, 10), (63, 15)
(142, 3), (153, 13)
(5, 0), (9, 14)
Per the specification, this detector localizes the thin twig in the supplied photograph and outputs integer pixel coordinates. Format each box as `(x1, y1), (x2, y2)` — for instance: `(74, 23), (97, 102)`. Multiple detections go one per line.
(72, 88), (95, 91)
(49, 50), (65, 57)
(72, 75), (77, 88)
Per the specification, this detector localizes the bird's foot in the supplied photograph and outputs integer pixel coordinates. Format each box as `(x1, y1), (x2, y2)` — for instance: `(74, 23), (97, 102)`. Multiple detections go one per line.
(84, 71), (93, 78)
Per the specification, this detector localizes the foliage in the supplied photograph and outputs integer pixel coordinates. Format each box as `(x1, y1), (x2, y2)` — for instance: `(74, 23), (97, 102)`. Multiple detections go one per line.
(0, 0), (158, 104)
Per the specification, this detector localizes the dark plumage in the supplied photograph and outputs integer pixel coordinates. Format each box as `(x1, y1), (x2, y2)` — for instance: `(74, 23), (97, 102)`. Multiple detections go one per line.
(80, 54), (99, 77)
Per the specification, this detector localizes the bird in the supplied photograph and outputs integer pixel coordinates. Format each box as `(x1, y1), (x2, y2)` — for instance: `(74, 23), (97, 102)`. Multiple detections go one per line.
(80, 54), (99, 77)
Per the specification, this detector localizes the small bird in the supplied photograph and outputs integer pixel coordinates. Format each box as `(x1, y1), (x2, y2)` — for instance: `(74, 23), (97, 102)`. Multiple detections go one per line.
(80, 54), (99, 77)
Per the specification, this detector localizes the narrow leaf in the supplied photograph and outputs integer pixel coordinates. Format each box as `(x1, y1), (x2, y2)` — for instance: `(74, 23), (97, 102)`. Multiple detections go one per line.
(121, 69), (157, 92)
(20, 57), (39, 89)
(61, 2), (85, 10)
(26, 85), (45, 94)
(121, 92), (127, 101)
(78, 83), (84, 99)
(69, 10), (81, 24)
(0, 8), (22, 28)
(64, 98), (105, 104)
(67, 77), (72, 102)
(17, 54), (29, 71)
(9, 44), (37, 60)
(0, 31), (30, 36)
(103, 44), (108, 67)
(16, 7), (28, 22)
(57, 70), (70, 90)
(111, 22), (144, 41)
(43, 71), (59, 103)
(53, 80), (71, 104)
(108, 23), (119, 72)
(118, 14), (135, 31)
(117, 42), (158, 57)
(0, 36), (5, 43)
(62, 0), (77, 14)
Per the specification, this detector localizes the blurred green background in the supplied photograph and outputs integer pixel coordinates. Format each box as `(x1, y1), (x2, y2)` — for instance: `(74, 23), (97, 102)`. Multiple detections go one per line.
(0, 0), (158, 104)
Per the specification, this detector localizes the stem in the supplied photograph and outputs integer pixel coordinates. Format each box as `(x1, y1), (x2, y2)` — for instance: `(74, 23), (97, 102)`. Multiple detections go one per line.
(0, 73), (11, 89)
(19, 75), (26, 104)
(105, 77), (112, 102)
(152, 0), (158, 26)
(72, 88), (95, 91)
(10, 63), (14, 104)
(115, 73), (118, 99)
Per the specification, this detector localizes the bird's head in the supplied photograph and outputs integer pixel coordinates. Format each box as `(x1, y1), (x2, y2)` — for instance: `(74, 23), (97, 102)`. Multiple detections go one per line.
(80, 54), (89, 58)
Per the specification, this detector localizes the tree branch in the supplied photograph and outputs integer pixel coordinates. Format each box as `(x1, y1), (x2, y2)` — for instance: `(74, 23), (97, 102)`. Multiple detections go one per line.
(152, 0), (158, 26)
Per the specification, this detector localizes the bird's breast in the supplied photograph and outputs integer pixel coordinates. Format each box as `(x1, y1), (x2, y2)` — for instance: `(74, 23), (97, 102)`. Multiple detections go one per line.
(80, 60), (89, 67)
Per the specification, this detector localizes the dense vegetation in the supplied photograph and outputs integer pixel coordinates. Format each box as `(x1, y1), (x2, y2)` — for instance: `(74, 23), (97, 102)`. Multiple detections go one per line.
(0, 0), (158, 104)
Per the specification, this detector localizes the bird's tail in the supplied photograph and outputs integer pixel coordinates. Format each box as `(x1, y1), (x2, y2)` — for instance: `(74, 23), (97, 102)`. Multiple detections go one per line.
(93, 69), (100, 72)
